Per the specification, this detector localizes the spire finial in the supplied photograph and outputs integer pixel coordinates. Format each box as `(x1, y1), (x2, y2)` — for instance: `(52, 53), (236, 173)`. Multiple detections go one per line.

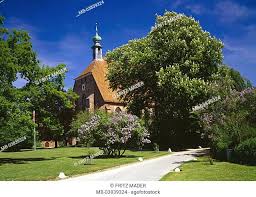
(96, 22), (98, 36)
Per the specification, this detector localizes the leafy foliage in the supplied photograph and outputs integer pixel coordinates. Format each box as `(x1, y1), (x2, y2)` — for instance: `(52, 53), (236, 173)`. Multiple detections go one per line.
(69, 111), (91, 138)
(235, 137), (256, 165)
(229, 67), (252, 91)
(106, 11), (229, 148)
(0, 16), (78, 150)
(198, 87), (256, 162)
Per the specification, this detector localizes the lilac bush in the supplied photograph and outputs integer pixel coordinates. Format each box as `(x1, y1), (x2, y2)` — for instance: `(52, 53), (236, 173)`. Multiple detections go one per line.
(78, 111), (151, 157)
(197, 88), (256, 161)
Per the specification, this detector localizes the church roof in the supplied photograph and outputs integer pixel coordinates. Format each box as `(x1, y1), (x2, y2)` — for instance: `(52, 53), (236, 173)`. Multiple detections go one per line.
(75, 59), (121, 103)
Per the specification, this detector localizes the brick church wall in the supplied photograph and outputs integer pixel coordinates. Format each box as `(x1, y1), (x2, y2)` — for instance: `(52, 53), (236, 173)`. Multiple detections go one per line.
(74, 74), (105, 112)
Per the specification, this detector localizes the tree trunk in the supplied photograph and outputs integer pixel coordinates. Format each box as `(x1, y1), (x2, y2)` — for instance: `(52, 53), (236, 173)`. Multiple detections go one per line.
(54, 140), (58, 148)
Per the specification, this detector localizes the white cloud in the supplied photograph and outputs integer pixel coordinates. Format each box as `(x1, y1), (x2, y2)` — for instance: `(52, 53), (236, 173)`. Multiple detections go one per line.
(6, 17), (39, 34)
(224, 25), (256, 63)
(6, 17), (90, 68)
(172, 0), (184, 9)
(214, 1), (250, 23)
(185, 4), (206, 15)
(223, 25), (256, 84)
(5, 18), (92, 89)
(32, 33), (89, 69)
(169, 0), (252, 24)
(169, 0), (206, 15)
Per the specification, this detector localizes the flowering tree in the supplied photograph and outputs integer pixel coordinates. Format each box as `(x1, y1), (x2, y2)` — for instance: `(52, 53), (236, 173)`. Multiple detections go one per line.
(78, 111), (150, 157)
(105, 11), (228, 148)
(197, 88), (256, 159)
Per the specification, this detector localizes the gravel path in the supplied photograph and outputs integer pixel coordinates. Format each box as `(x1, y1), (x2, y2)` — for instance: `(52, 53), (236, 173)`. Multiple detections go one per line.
(62, 148), (208, 181)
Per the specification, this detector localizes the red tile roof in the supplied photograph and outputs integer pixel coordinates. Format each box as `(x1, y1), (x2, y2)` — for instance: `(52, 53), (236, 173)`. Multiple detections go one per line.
(75, 59), (122, 103)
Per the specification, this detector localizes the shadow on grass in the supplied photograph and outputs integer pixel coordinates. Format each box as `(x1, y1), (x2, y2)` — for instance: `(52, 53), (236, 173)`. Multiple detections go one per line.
(183, 149), (210, 157)
(2, 147), (48, 153)
(0, 157), (57, 165)
(69, 154), (138, 159)
(172, 161), (187, 165)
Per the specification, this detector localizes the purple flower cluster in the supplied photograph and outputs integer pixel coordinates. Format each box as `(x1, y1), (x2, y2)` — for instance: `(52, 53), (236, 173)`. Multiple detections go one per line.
(106, 112), (138, 145)
(108, 112), (151, 146)
(78, 111), (151, 156)
(105, 128), (118, 145)
(78, 115), (100, 136)
(239, 87), (255, 97)
(229, 87), (255, 99)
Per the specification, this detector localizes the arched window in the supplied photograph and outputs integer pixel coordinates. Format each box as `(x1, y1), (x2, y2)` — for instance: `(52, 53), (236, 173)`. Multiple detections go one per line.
(45, 141), (49, 148)
(115, 107), (122, 113)
(82, 95), (88, 110)
(85, 98), (90, 109)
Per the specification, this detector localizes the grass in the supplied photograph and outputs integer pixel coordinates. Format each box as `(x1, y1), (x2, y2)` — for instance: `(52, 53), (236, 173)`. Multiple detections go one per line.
(161, 156), (256, 181)
(0, 147), (168, 181)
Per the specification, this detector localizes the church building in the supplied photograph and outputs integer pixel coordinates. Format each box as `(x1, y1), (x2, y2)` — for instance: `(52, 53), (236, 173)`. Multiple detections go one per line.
(73, 24), (125, 113)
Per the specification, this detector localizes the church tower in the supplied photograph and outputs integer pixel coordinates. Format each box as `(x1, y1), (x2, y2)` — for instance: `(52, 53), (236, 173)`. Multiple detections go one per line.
(91, 23), (103, 60)
(73, 24), (125, 114)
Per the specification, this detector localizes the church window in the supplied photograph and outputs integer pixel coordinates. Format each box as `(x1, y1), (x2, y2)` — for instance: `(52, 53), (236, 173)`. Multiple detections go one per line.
(82, 84), (86, 91)
(85, 98), (90, 109)
(115, 107), (122, 113)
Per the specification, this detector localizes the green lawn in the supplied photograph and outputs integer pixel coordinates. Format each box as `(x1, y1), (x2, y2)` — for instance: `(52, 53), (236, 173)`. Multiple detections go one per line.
(161, 156), (256, 181)
(0, 147), (168, 181)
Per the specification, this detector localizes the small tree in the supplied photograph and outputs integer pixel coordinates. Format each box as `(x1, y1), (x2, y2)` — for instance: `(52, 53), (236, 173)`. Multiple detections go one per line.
(78, 111), (151, 157)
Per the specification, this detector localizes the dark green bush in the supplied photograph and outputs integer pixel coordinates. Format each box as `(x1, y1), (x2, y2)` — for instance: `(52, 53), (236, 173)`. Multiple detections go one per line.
(210, 113), (256, 161)
(211, 124), (231, 160)
(234, 137), (256, 165)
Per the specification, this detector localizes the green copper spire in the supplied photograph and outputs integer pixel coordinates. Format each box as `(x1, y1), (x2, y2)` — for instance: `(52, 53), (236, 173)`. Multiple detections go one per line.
(92, 23), (103, 60)
(93, 23), (102, 42)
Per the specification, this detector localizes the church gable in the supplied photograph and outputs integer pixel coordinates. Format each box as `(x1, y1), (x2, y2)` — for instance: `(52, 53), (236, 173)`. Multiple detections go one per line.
(74, 74), (104, 111)
(75, 59), (120, 104)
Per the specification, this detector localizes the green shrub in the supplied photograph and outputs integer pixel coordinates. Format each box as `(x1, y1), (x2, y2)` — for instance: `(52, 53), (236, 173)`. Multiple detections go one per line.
(210, 115), (256, 160)
(235, 137), (256, 165)
(211, 125), (231, 160)
(69, 111), (91, 137)
(199, 89), (256, 163)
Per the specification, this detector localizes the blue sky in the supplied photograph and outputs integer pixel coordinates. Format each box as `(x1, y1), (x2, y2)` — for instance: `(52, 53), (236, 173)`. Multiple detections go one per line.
(0, 0), (255, 88)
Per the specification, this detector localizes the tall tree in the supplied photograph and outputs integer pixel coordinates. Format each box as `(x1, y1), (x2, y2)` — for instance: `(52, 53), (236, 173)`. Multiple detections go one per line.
(106, 11), (232, 148)
(0, 16), (78, 150)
